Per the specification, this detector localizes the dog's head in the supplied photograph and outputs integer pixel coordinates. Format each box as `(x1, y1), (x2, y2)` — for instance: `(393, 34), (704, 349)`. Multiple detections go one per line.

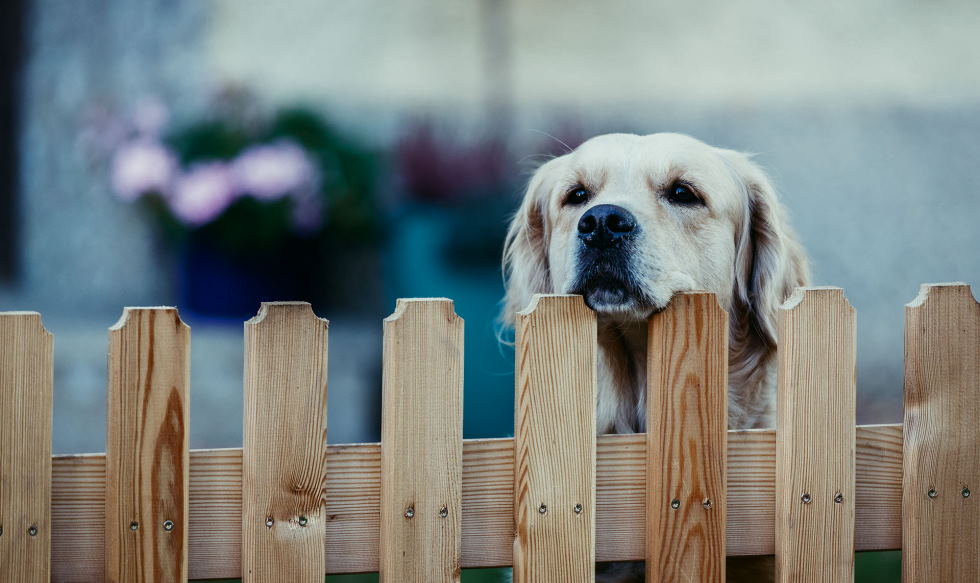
(502, 132), (807, 357)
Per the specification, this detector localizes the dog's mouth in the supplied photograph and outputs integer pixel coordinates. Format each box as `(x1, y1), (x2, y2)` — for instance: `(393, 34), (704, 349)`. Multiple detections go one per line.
(570, 257), (658, 317)
(581, 277), (629, 306)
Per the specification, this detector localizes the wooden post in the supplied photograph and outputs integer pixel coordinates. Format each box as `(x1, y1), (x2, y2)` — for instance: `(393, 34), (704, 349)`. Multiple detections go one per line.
(379, 299), (463, 582)
(775, 287), (856, 582)
(903, 283), (980, 581)
(513, 294), (596, 583)
(646, 292), (728, 582)
(105, 308), (190, 583)
(242, 302), (329, 582)
(0, 312), (53, 582)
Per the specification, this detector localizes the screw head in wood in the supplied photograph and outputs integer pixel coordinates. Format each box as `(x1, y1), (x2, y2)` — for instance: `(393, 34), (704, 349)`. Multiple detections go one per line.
(963, 487), (971, 498)
(129, 521), (139, 531)
(801, 492), (812, 504)
(670, 499), (680, 509)
(702, 498), (713, 510)
(265, 517), (274, 528)
(439, 506), (449, 518)
(834, 493), (844, 504)
(404, 506), (415, 519)
(28, 525), (38, 537)
(928, 488), (938, 499)
(162, 520), (175, 532)
(573, 503), (583, 514)
(298, 516), (308, 527)
(538, 503), (548, 514)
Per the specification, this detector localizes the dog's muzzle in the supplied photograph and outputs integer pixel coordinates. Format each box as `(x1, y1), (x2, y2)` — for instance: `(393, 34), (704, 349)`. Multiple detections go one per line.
(572, 204), (645, 310)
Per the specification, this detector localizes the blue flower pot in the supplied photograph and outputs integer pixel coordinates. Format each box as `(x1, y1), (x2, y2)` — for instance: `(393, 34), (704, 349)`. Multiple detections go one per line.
(177, 236), (306, 321)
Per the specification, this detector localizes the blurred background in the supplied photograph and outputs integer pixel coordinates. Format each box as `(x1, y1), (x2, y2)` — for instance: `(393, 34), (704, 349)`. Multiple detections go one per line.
(2, 1), (979, 580)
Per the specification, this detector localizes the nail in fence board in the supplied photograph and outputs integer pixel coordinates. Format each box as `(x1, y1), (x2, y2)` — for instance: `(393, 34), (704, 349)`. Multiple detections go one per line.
(0, 312), (53, 582)
(775, 288), (856, 582)
(105, 308), (190, 582)
(513, 294), (597, 582)
(903, 283), (980, 581)
(380, 299), (463, 582)
(646, 292), (728, 582)
(242, 302), (329, 582)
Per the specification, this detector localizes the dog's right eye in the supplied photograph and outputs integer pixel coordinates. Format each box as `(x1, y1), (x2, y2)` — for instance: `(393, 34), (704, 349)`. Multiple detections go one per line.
(565, 186), (590, 205)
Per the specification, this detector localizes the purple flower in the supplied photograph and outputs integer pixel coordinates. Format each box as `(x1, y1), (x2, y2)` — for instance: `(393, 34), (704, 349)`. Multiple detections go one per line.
(168, 163), (237, 226)
(110, 139), (178, 201)
(231, 140), (318, 200)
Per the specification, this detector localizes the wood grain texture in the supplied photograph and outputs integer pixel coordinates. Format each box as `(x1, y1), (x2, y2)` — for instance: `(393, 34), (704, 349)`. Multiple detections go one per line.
(775, 288), (856, 583)
(0, 312), (53, 582)
(646, 292), (728, 582)
(105, 308), (189, 583)
(513, 295), (597, 583)
(903, 283), (980, 582)
(380, 299), (463, 582)
(48, 425), (901, 578)
(242, 302), (328, 582)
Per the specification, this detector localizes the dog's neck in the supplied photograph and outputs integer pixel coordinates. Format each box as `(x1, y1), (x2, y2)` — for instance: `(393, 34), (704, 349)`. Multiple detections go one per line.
(594, 316), (777, 434)
(595, 320), (649, 434)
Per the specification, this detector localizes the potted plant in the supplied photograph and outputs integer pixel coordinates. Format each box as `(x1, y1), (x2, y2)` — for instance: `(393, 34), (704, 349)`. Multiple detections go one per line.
(107, 97), (381, 319)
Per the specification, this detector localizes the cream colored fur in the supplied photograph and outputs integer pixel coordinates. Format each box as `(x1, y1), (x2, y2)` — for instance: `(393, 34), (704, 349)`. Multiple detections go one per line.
(502, 132), (808, 432)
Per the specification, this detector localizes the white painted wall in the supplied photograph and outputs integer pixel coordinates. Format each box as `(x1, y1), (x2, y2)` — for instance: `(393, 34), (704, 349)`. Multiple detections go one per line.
(207, 0), (980, 111)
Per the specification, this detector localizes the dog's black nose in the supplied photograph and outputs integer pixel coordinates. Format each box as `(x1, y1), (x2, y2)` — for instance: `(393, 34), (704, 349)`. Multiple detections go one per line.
(577, 204), (637, 249)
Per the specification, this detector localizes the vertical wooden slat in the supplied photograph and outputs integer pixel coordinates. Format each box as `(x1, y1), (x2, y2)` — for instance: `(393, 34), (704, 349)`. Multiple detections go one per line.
(775, 287), (856, 582)
(242, 302), (329, 582)
(903, 283), (980, 582)
(0, 312), (53, 582)
(379, 299), (463, 582)
(105, 308), (190, 583)
(513, 294), (596, 583)
(646, 292), (728, 582)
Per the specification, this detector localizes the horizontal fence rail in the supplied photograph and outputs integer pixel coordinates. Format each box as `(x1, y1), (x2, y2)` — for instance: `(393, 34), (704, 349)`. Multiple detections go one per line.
(1, 283), (977, 582)
(46, 427), (904, 579)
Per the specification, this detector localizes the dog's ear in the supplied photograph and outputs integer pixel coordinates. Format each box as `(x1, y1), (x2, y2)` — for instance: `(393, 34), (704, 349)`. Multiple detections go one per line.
(501, 160), (558, 326)
(726, 151), (809, 383)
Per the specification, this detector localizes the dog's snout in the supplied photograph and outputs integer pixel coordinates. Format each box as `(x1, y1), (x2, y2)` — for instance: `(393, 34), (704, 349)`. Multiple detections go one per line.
(577, 204), (637, 249)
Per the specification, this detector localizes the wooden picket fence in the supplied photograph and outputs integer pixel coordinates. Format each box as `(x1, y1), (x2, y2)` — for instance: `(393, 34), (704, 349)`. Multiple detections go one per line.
(0, 283), (977, 582)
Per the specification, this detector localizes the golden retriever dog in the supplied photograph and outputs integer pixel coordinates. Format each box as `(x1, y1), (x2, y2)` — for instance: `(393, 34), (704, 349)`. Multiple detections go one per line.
(501, 132), (809, 580)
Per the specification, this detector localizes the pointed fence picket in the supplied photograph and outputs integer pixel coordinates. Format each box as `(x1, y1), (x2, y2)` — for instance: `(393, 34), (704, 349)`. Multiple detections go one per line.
(105, 308), (190, 583)
(380, 299), (463, 582)
(0, 312), (52, 582)
(242, 302), (329, 582)
(0, 284), (976, 582)
(513, 295), (597, 583)
(646, 292), (728, 582)
(902, 283), (980, 582)
(775, 288), (857, 582)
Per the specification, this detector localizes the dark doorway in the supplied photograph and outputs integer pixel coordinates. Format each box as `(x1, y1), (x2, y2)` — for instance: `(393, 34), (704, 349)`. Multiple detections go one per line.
(0, 0), (25, 282)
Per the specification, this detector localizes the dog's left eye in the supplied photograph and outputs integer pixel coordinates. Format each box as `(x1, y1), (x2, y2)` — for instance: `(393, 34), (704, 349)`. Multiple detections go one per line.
(666, 182), (703, 206)
(565, 186), (590, 205)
